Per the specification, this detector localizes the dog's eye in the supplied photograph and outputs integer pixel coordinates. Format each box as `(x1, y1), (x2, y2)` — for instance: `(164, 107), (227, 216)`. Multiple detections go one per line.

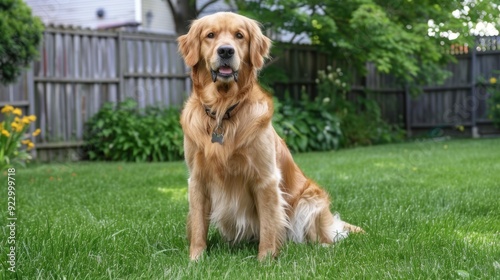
(207, 32), (215, 38)
(236, 32), (244, 39)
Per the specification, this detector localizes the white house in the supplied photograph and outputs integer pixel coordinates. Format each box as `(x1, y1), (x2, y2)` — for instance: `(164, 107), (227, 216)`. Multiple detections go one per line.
(24, 0), (235, 34)
(25, 0), (176, 34)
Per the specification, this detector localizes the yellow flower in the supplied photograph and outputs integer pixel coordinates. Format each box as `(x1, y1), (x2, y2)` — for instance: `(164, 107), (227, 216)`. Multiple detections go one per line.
(13, 108), (22, 116)
(490, 77), (498, 84)
(11, 122), (24, 132)
(28, 115), (37, 122)
(22, 139), (31, 145)
(27, 142), (35, 150)
(32, 128), (41, 136)
(22, 117), (31, 124)
(1, 130), (10, 137)
(1, 105), (14, 114)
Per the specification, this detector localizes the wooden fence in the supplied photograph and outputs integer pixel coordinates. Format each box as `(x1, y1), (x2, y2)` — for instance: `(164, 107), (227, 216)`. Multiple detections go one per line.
(0, 26), (189, 161)
(273, 36), (500, 137)
(1, 27), (499, 161)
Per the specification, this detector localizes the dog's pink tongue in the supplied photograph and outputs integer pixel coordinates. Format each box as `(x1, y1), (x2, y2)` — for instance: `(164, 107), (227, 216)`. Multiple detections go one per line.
(219, 66), (232, 74)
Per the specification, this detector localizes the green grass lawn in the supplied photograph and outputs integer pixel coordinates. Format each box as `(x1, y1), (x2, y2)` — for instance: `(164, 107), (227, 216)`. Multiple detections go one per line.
(2, 138), (500, 279)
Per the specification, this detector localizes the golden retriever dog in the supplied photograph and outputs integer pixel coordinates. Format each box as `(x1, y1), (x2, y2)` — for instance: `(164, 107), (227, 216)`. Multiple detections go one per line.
(178, 12), (363, 261)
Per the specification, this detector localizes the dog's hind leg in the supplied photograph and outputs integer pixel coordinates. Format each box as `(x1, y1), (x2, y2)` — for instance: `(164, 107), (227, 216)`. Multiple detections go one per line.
(316, 210), (364, 244)
(343, 220), (364, 234)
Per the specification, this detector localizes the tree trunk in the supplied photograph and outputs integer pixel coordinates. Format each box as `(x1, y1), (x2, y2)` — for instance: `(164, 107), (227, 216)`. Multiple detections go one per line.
(166, 0), (198, 35)
(166, 0), (222, 35)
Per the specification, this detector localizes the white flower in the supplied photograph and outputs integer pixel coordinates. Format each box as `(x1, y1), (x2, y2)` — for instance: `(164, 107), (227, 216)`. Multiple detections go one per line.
(327, 65), (332, 71)
(323, 97), (330, 103)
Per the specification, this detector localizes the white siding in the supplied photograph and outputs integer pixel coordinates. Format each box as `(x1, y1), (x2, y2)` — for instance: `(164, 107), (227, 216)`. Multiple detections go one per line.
(25, 0), (138, 29)
(140, 0), (175, 34)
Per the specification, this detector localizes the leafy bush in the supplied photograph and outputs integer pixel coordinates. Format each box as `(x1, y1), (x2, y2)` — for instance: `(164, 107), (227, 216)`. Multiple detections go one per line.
(84, 99), (183, 162)
(0, 0), (44, 84)
(487, 72), (500, 129)
(273, 67), (404, 152)
(337, 96), (405, 146)
(273, 94), (342, 153)
(316, 67), (405, 147)
(1, 105), (40, 170)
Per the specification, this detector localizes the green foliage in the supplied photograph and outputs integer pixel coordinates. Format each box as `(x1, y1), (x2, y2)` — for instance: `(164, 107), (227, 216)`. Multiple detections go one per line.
(0, 0), (44, 84)
(259, 66), (289, 94)
(84, 99), (183, 162)
(272, 66), (404, 152)
(234, 0), (499, 89)
(486, 71), (500, 129)
(316, 67), (405, 147)
(337, 95), (406, 147)
(273, 93), (342, 153)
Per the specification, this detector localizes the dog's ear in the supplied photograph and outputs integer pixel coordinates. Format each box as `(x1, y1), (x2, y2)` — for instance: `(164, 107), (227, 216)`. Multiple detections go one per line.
(246, 19), (271, 70)
(177, 21), (202, 67)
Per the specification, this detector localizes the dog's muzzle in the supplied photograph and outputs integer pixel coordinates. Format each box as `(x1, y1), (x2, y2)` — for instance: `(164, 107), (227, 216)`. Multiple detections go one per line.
(211, 45), (239, 83)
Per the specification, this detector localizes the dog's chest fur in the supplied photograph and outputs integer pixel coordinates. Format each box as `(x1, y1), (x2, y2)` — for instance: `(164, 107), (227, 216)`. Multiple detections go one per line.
(196, 139), (273, 242)
(193, 106), (283, 242)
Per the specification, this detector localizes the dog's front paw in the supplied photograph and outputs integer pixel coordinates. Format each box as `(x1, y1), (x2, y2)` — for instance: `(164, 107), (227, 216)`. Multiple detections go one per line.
(189, 245), (206, 261)
(257, 242), (279, 261)
(257, 250), (277, 262)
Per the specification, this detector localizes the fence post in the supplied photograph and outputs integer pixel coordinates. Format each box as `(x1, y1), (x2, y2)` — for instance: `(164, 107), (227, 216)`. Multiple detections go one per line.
(404, 84), (412, 137)
(118, 31), (124, 102)
(27, 63), (37, 160)
(470, 38), (479, 138)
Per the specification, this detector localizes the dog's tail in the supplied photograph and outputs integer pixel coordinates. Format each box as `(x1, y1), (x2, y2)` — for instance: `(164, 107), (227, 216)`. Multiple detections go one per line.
(329, 213), (364, 243)
(287, 188), (364, 244)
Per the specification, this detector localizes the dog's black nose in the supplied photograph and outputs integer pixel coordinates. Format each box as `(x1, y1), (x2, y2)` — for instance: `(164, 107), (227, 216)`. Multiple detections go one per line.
(217, 45), (234, 59)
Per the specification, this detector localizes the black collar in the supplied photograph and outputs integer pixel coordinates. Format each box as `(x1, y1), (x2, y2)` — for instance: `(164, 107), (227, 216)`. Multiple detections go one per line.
(204, 102), (240, 120)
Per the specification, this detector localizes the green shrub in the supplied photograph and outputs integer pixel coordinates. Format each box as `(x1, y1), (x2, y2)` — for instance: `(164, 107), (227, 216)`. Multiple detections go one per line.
(317, 67), (405, 147)
(486, 72), (500, 129)
(84, 99), (183, 162)
(273, 93), (342, 153)
(335, 93), (405, 147)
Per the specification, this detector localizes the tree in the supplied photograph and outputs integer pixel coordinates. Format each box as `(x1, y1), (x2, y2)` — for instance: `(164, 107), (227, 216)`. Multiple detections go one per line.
(0, 0), (43, 85)
(165, 0), (226, 35)
(233, 0), (500, 88)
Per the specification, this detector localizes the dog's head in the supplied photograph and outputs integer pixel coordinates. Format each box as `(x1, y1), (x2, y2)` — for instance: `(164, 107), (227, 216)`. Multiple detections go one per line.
(178, 12), (271, 85)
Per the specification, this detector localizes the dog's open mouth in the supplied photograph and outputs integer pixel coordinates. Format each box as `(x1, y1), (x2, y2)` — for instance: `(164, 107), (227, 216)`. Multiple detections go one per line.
(211, 66), (239, 83)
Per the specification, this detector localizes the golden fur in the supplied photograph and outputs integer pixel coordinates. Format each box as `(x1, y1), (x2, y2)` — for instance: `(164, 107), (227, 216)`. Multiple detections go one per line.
(178, 12), (363, 261)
